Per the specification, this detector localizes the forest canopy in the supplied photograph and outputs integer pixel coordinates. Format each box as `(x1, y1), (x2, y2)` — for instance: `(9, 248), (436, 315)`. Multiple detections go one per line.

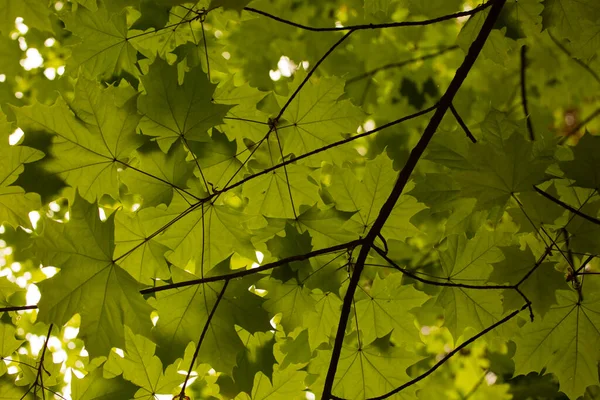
(0, 0), (599, 399)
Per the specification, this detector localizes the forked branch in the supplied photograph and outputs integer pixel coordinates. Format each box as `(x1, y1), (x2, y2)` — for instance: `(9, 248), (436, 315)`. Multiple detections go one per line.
(321, 1), (507, 398)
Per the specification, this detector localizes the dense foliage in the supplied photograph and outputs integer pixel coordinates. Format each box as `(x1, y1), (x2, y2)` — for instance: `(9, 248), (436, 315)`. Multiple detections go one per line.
(0, 0), (599, 398)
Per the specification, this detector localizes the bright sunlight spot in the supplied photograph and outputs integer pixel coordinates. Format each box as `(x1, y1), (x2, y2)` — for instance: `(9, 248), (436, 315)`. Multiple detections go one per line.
(15, 17), (28, 34)
(113, 348), (125, 358)
(8, 128), (24, 145)
(28, 211), (41, 229)
(63, 326), (79, 340)
(49, 201), (60, 212)
(485, 372), (498, 385)
(0, 74), (6, 82)
(20, 48), (44, 70)
(44, 67), (56, 80)
(44, 38), (56, 47)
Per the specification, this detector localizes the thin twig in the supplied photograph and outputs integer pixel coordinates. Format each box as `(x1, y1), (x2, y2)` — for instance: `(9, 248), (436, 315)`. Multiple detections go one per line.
(178, 281), (229, 398)
(547, 30), (600, 85)
(520, 45), (535, 141)
(347, 46), (460, 84)
(372, 246), (512, 290)
(244, 1), (496, 32)
(359, 303), (527, 400)
(449, 103), (477, 143)
(0, 305), (38, 313)
(140, 239), (362, 294)
(533, 185), (600, 226)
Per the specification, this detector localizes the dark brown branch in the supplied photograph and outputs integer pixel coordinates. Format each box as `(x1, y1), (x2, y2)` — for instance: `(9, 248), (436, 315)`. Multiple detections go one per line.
(244, 1), (495, 33)
(576, 254), (596, 274)
(449, 103), (477, 143)
(346, 46), (460, 84)
(533, 185), (600, 226)
(515, 247), (552, 287)
(140, 239), (362, 294)
(362, 303), (528, 400)
(321, 1), (507, 398)
(31, 324), (54, 400)
(372, 246), (512, 290)
(547, 30), (600, 85)
(0, 305), (38, 313)
(178, 281), (228, 398)
(520, 45), (535, 141)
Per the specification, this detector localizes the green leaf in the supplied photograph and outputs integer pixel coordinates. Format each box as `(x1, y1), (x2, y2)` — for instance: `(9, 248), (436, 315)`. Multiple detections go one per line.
(332, 332), (420, 399)
(0, 117), (42, 228)
(559, 134), (600, 190)
(259, 278), (316, 334)
(540, 0), (600, 42)
(121, 140), (194, 208)
(210, 0), (254, 12)
(456, 131), (552, 220)
(146, 194), (257, 272)
(305, 290), (342, 350)
(326, 154), (426, 240)
(0, 0), (53, 35)
(508, 183), (564, 233)
(63, 5), (138, 80)
(490, 245), (567, 317)
(243, 139), (321, 219)
(0, 277), (25, 308)
(236, 365), (307, 400)
(103, 326), (185, 398)
(364, 0), (394, 15)
(227, 329), (276, 396)
(71, 364), (137, 400)
(430, 231), (509, 337)
(355, 273), (429, 345)
(151, 268), (270, 374)
(277, 73), (365, 166)
(13, 78), (143, 202)
(34, 193), (153, 357)
(513, 280), (600, 399)
(138, 58), (232, 152)
(0, 323), (23, 377)
(114, 210), (171, 284)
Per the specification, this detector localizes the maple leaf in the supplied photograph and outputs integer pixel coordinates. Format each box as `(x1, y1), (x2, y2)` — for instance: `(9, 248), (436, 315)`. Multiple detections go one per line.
(1, 0), (599, 398)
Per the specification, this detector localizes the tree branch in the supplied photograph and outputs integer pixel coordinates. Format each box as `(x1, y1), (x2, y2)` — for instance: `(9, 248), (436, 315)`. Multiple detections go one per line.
(362, 303), (528, 400)
(346, 46), (460, 84)
(547, 30), (600, 85)
(178, 281), (228, 398)
(520, 45), (535, 141)
(0, 305), (38, 313)
(533, 185), (600, 226)
(140, 239), (362, 294)
(372, 246), (511, 290)
(244, 1), (496, 32)
(449, 103), (477, 143)
(321, 1), (507, 398)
